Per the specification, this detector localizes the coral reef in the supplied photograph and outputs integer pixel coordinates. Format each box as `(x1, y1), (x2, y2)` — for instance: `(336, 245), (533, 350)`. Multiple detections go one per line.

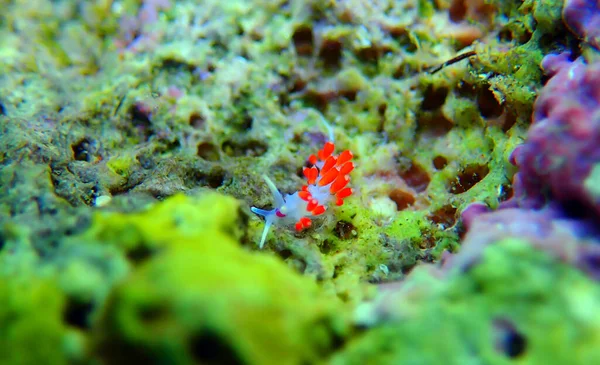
(510, 53), (600, 218)
(0, 0), (599, 363)
(563, 0), (600, 49)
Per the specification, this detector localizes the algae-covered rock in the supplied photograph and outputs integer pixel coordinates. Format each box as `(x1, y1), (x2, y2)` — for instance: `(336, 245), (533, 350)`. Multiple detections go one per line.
(1, 0), (598, 364)
(90, 192), (348, 365)
(0, 277), (70, 365)
(333, 238), (600, 364)
(81, 192), (246, 258)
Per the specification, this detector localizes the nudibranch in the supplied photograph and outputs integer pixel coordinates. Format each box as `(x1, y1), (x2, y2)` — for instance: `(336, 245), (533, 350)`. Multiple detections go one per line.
(251, 141), (354, 248)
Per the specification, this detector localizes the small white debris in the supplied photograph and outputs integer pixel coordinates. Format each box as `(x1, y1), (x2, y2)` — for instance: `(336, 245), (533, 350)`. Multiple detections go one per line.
(94, 195), (112, 207)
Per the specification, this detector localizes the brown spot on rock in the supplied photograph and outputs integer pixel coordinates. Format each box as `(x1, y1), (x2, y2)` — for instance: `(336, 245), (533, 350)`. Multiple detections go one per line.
(432, 156), (448, 170)
(427, 205), (458, 228)
(319, 38), (343, 69)
(292, 25), (314, 56)
(448, 164), (489, 194)
(417, 113), (454, 136)
(334, 220), (356, 240)
(421, 85), (449, 111)
(388, 189), (416, 211)
(399, 161), (430, 192)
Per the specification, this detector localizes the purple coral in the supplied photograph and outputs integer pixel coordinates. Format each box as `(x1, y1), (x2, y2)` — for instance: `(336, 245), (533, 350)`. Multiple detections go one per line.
(563, 0), (600, 49)
(459, 51), (600, 280)
(509, 53), (600, 218)
(458, 204), (600, 279)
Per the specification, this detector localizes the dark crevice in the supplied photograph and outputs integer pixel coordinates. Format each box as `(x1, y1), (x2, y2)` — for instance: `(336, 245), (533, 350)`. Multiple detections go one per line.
(64, 297), (94, 329)
(418, 113), (454, 136)
(356, 44), (383, 64)
(427, 205), (458, 228)
(189, 112), (206, 129)
(71, 137), (99, 162)
(498, 183), (513, 202)
(393, 62), (420, 79)
(197, 142), (220, 161)
(129, 102), (154, 140)
(221, 139), (267, 157)
(186, 166), (227, 189)
(334, 221), (356, 240)
(477, 87), (504, 119)
(302, 89), (333, 111)
(332, 265), (343, 279)
(421, 85), (449, 111)
(501, 110), (517, 132)
(126, 243), (155, 264)
(320, 239), (335, 254)
(289, 76), (307, 93)
(159, 58), (196, 72)
(388, 28), (418, 53)
(456, 81), (477, 98)
(292, 25), (314, 56)
(207, 167), (226, 188)
(448, 164), (489, 194)
(494, 319), (527, 358)
(138, 303), (166, 323)
(278, 249), (293, 259)
(189, 331), (243, 365)
(319, 38), (343, 69)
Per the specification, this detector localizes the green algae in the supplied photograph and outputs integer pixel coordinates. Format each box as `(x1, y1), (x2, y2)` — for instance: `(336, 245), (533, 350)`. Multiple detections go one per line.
(106, 152), (138, 180)
(332, 238), (600, 364)
(94, 233), (347, 365)
(0, 278), (71, 365)
(85, 193), (349, 365)
(1, 191), (351, 365)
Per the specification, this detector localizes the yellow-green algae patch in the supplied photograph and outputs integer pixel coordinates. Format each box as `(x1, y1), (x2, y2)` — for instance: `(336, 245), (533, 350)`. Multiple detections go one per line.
(0, 276), (70, 365)
(331, 238), (600, 364)
(88, 192), (349, 365)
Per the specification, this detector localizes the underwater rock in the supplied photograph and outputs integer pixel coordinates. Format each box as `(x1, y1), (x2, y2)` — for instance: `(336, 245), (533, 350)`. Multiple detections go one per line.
(90, 193), (348, 365)
(1, 0), (595, 363)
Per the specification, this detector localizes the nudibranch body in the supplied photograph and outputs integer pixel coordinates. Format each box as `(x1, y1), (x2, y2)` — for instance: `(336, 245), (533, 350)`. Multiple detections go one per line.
(251, 141), (354, 248)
